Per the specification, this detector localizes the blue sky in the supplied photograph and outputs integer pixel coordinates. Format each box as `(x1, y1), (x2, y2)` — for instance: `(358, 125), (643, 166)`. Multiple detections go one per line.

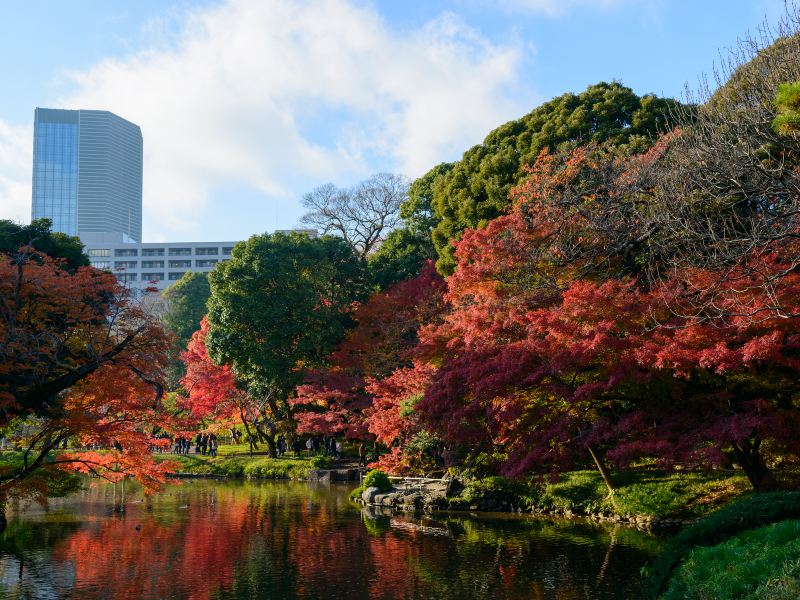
(0, 0), (786, 242)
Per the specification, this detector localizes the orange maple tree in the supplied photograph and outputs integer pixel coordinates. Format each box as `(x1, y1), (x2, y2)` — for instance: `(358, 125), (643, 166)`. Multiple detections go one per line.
(0, 246), (176, 522)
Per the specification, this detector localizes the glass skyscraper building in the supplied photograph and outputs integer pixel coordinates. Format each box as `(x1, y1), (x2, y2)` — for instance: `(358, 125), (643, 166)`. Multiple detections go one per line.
(31, 108), (143, 242)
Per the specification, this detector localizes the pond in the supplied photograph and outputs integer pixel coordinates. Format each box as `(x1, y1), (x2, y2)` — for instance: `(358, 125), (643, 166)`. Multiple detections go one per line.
(0, 479), (662, 599)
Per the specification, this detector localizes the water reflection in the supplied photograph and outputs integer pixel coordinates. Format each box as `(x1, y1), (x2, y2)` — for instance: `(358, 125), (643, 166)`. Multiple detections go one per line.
(0, 480), (661, 599)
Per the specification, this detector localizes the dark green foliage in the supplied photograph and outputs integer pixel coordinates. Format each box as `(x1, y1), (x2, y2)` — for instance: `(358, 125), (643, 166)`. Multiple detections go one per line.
(363, 469), (392, 491)
(349, 469), (392, 500)
(774, 81), (800, 135)
(369, 163), (452, 290)
(309, 455), (332, 469)
(368, 227), (434, 290)
(647, 491), (800, 597)
(163, 272), (212, 349)
(662, 520), (800, 600)
(206, 232), (367, 397)
(162, 271), (212, 390)
(461, 476), (532, 505)
(400, 162), (453, 240)
(0, 218), (88, 270)
(423, 82), (679, 274)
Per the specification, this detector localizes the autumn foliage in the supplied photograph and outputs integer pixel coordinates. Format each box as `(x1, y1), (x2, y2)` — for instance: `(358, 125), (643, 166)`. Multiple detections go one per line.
(289, 262), (445, 449)
(411, 145), (800, 490)
(0, 247), (176, 503)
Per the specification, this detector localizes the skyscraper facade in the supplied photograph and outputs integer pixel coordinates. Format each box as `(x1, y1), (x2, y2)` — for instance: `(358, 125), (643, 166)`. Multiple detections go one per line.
(31, 108), (143, 242)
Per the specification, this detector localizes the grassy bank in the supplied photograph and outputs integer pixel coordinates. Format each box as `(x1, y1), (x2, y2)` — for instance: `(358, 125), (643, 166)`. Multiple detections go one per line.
(449, 469), (753, 520)
(154, 444), (330, 479)
(645, 491), (800, 596)
(662, 519), (800, 599)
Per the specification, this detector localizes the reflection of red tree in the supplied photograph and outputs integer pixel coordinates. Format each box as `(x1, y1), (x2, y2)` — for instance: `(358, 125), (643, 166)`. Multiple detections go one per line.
(52, 487), (254, 600)
(367, 534), (419, 599)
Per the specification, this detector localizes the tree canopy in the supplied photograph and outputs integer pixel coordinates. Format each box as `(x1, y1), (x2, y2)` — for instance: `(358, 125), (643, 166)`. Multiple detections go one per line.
(417, 82), (679, 274)
(206, 232), (366, 398)
(162, 271), (212, 351)
(0, 244), (174, 515)
(0, 219), (88, 271)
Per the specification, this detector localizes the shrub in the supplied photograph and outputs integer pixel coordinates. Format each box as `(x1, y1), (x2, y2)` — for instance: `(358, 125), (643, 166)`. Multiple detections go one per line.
(350, 470), (392, 501)
(462, 476), (534, 506)
(663, 520), (800, 599)
(647, 490), (800, 596)
(363, 469), (392, 492)
(309, 455), (331, 469)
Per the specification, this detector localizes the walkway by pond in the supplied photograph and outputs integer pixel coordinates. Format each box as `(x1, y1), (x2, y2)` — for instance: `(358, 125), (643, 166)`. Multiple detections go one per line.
(0, 480), (663, 599)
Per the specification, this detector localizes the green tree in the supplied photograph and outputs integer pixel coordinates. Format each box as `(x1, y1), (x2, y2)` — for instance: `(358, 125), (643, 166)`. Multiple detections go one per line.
(426, 82), (679, 274)
(368, 228), (434, 290)
(369, 163), (453, 290)
(0, 218), (88, 270)
(400, 162), (453, 241)
(205, 233), (366, 454)
(163, 272), (212, 350)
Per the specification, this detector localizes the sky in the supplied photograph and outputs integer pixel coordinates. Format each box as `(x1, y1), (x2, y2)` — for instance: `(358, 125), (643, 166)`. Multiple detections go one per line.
(0, 0), (788, 242)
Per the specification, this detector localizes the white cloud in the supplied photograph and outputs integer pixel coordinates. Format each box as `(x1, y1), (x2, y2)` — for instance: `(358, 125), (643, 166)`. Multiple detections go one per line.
(0, 121), (32, 225)
(42, 0), (526, 241)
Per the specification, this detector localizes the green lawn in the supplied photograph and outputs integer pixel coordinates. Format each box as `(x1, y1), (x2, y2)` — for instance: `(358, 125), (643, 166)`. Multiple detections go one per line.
(662, 519), (800, 599)
(539, 469), (751, 519)
(153, 447), (329, 479)
(452, 469), (753, 520)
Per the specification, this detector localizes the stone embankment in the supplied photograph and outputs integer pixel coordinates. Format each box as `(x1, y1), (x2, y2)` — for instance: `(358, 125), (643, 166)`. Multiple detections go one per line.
(357, 477), (693, 532)
(307, 469), (361, 483)
(360, 477), (461, 511)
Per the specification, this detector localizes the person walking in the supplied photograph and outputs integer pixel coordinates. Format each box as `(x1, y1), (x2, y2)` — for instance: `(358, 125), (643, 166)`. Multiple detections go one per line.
(306, 437), (313, 457)
(358, 442), (367, 468)
(335, 439), (343, 460)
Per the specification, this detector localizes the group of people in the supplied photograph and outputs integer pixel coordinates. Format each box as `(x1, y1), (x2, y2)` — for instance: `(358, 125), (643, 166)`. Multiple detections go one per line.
(161, 428), (378, 469)
(172, 433), (218, 457)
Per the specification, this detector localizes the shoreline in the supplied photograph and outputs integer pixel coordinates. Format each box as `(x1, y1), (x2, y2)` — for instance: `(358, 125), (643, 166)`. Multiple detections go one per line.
(153, 452), (761, 532)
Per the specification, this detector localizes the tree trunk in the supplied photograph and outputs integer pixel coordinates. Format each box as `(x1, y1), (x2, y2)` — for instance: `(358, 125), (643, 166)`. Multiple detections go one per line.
(239, 412), (259, 454)
(587, 444), (615, 496)
(732, 440), (778, 491)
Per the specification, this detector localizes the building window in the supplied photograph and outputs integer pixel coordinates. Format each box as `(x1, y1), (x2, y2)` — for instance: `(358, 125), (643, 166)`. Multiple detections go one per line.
(115, 261), (138, 269)
(168, 272), (187, 281)
(169, 247), (192, 256)
(222, 246), (234, 254)
(168, 260), (191, 268)
(141, 272), (164, 281)
(142, 248), (164, 256)
(195, 259), (218, 267)
(87, 249), (110, 257)
(195, 247), (218, 255)
(115, 248), (138, 257)
(92, 261), (111, 269)
(141, 260), (164, 269)
(118, 273), (137, 282)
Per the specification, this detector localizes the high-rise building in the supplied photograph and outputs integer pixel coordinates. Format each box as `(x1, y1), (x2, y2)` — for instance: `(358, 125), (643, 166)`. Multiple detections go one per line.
(31, 108), (143, 242)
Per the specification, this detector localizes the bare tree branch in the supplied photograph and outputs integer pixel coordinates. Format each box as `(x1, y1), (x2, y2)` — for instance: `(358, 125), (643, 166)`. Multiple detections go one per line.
(300, 173), (408, 256)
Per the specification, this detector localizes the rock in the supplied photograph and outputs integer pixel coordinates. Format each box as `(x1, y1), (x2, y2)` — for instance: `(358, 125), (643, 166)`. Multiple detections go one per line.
(362, 486), (380, 504)
(444, 476), (464, 498)
(307, 470), (331, 484)
(374, 493), (396, 507)
(401, 493), (423, 508)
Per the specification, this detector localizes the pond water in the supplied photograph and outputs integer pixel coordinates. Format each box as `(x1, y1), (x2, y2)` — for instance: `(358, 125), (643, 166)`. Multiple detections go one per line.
(0, 480), (662, 599)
